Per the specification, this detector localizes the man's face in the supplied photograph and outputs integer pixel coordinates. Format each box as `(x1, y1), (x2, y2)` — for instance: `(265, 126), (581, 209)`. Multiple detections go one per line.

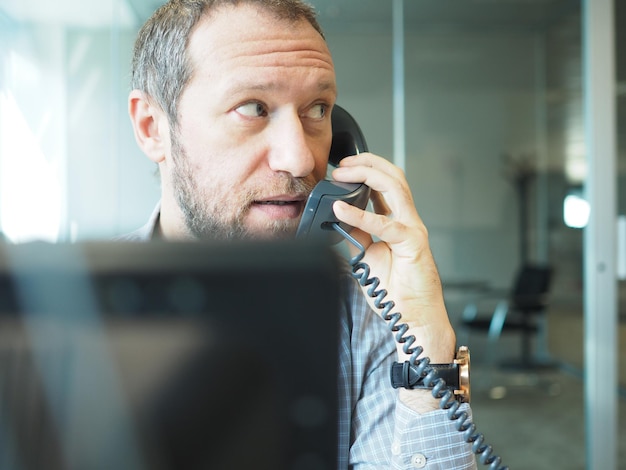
(167, 4), (336, 240)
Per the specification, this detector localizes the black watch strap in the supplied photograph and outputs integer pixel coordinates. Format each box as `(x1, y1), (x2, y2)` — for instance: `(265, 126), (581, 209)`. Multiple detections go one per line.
(390, 346), (471, 403)
(390, 361), (459, 390)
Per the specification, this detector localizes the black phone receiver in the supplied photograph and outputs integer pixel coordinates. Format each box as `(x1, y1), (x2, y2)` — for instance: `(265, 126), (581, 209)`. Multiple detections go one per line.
(328, 105), (369, 166)
(296, 105), (371, 244)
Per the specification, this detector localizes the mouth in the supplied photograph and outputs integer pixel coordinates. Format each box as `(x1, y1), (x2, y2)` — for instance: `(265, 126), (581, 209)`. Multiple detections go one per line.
(251, 195), (307, 219)
(254, 193), (307, 206)
(256, 200), (298, 205)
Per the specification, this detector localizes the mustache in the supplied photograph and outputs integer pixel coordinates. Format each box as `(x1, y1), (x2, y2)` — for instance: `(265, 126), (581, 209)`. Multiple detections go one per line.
(246, 175), (319, 201)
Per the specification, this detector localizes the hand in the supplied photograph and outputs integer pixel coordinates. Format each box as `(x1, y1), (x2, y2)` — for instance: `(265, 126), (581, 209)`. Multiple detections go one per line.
(331, 153), (456, 365)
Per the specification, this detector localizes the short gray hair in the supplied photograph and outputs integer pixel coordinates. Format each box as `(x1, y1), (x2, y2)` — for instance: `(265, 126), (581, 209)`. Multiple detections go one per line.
(131, 0), (324, 126)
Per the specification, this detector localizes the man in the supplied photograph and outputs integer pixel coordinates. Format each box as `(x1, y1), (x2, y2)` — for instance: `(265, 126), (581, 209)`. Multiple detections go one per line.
(126, 0), (477, 468)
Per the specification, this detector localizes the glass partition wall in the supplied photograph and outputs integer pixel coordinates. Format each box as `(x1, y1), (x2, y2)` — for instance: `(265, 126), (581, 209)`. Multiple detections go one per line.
(319, 2), (623, 468)
(0, 0), (623, 468)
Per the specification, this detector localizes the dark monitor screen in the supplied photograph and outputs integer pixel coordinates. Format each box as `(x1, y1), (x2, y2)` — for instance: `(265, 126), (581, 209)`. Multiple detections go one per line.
(0, 240), (340, 470)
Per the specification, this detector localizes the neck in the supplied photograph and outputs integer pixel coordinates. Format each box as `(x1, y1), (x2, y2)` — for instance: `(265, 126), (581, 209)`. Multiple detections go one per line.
(158, 195), (194, 241)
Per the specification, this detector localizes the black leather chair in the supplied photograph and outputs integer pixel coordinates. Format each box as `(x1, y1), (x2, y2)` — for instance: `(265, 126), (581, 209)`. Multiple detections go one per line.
(460, 264), (554, 370)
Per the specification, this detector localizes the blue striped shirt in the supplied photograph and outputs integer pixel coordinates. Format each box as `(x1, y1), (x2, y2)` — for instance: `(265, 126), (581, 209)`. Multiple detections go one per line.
(122, 203), (477, 469)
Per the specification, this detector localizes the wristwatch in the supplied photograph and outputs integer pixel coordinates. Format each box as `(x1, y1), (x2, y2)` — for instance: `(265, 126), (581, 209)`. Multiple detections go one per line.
(390, 346), (471, 403)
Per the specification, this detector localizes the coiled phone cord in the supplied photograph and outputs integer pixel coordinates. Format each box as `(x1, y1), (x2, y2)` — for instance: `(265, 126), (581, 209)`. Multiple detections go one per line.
(332, 223), (507, 470)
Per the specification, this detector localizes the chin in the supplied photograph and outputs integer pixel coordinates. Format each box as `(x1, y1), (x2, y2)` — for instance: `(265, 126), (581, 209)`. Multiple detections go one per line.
(249, 220), (299, 240)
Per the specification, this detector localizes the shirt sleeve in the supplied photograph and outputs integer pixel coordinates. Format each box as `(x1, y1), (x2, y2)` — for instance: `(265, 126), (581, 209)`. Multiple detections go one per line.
(391, 402), (477, 469)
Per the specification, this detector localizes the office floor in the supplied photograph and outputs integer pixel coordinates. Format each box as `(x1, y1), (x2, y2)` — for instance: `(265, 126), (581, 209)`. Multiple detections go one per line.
(461, 308), (626, 470)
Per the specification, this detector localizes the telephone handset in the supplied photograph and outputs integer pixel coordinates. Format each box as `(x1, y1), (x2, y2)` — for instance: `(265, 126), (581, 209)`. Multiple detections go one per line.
(295, 105), (371, 244)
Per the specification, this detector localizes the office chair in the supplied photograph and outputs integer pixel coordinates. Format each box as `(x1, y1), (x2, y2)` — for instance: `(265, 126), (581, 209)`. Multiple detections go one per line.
(460, 264), (554, 371)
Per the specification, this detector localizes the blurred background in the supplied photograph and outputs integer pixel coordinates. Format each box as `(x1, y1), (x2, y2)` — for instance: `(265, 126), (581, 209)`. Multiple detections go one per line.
(0, 0), (624, 468)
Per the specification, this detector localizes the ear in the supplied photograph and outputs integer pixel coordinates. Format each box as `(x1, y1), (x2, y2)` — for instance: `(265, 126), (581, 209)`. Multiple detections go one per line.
(128, 89), (170, 163)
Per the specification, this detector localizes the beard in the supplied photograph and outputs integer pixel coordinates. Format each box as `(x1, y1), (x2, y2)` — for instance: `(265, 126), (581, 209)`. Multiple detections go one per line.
(170, 131), (318, 241)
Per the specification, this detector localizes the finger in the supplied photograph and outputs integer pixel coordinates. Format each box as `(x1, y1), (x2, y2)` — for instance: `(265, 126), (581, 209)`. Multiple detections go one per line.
(333, 199), (408, 247)
(332, 153), (411, 197)
(332, 164), (406, 199)
(332, 164), (417, 225)
(339, 153), (405, 181)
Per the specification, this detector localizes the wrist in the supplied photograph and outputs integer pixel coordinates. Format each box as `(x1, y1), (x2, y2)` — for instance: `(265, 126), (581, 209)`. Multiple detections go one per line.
(395, 322), (456, 364)
(393, 346), (472, 404)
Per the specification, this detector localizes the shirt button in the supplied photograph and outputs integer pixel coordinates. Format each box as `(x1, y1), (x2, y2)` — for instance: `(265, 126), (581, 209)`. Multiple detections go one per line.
(411, 453), (427, 468)
(391, 441), (401, 456)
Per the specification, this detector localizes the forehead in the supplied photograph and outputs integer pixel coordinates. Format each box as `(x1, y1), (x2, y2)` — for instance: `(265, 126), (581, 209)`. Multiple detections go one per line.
(187, 4), (335, 81)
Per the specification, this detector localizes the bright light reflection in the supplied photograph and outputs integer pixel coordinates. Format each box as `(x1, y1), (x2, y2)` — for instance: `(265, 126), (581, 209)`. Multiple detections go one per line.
(0, 91), (61, 243)
(563, 194), (590, 229)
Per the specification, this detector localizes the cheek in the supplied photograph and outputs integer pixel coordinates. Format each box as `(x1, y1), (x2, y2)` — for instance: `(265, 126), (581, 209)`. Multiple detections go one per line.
(182, 145), (258, 197)
(176, 124), (231, 174)
(312, 138), (332, 181)
(314, 159), (328, 181)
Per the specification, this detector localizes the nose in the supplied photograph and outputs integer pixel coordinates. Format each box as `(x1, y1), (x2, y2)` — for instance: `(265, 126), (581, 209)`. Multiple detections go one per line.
(266, 111), (317, 178)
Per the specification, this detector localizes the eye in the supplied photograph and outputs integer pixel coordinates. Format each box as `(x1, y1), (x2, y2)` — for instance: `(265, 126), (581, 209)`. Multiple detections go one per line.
(304, 103), (328, 120)
(236, 102), (268, 118)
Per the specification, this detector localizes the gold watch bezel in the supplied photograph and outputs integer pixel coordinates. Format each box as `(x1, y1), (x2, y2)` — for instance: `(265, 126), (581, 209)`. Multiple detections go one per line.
(453, 346), (471, 403)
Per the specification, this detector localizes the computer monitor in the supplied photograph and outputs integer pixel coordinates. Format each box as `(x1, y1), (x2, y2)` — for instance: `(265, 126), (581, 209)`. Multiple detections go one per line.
(0, 240), (340, 470)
